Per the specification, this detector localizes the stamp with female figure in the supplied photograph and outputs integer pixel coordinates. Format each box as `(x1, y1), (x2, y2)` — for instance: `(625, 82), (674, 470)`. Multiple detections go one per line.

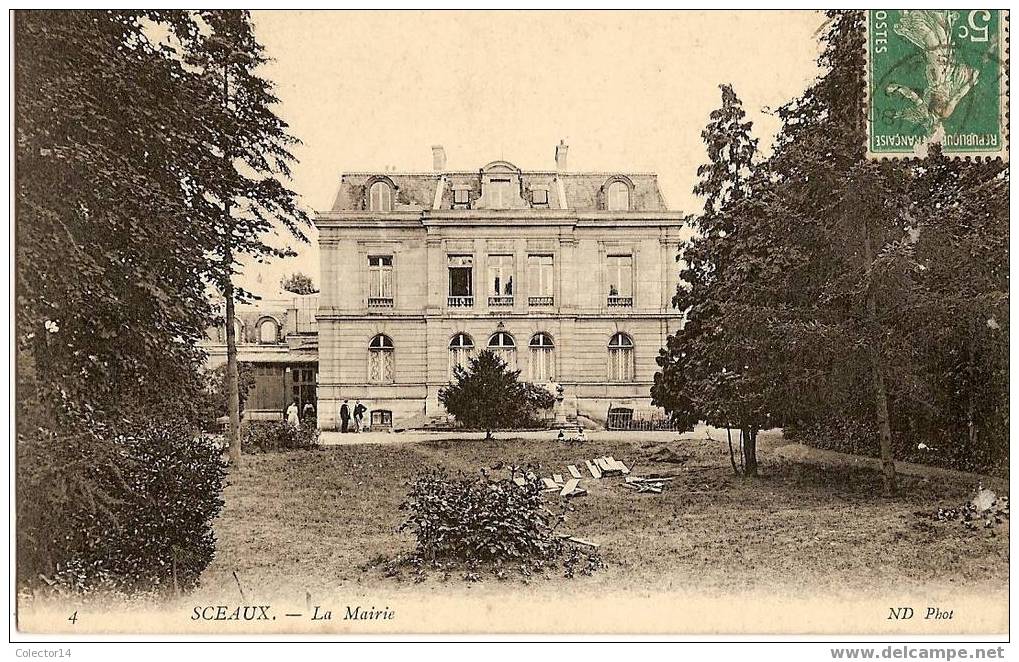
(867, 10), (1008, 160)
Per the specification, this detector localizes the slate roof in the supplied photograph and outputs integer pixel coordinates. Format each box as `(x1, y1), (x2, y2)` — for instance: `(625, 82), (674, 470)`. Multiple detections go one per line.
(326, 166), (670, 213)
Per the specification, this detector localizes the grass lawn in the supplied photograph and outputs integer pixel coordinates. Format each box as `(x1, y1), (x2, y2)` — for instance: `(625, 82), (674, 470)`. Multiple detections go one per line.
(197, 430), (1008, 601)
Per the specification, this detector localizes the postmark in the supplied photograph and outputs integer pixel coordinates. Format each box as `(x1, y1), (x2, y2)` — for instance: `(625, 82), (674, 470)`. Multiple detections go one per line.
(866, 10), (1008, 160)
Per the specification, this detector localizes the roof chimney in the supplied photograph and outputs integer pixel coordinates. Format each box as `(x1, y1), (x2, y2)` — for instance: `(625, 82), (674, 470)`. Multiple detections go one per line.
(555, 140), (568, 171)
(432, 145), (447, 172)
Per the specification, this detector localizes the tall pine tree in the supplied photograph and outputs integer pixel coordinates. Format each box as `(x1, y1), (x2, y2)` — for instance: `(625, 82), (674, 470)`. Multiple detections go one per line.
(187, 11), (310, 465)
(652, 84), (778, 477)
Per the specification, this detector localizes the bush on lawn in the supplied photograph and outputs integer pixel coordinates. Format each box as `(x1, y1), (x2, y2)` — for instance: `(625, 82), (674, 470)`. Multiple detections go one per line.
(399, 470), (564, 563)
(241, 420), (319, 453)
(17, 419), (226, 594)
(439, 350), (556, 434)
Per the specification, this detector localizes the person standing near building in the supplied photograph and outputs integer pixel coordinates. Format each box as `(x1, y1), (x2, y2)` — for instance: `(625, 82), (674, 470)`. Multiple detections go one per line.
(286, 399), (300, 428)
(302, 400), (315, 425)
(353, 400), (367, 433)
(339, 399), (351, 433)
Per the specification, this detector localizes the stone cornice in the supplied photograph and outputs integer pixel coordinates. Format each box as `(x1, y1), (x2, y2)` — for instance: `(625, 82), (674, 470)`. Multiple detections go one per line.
(315, 209), (689, 229)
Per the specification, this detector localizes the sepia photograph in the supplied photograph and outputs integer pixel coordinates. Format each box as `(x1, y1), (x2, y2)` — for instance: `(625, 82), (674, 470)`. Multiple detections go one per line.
(9, 7), (1011, 648)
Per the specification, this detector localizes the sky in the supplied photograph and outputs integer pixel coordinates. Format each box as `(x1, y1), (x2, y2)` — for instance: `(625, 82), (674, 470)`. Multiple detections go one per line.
(239, 10), (825, 296)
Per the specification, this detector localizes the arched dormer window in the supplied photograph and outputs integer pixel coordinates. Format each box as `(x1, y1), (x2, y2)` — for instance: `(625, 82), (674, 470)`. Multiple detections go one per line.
(257, 317), (280, 344)
(606, 180), (631, 211)
(369, 181), (393, 211)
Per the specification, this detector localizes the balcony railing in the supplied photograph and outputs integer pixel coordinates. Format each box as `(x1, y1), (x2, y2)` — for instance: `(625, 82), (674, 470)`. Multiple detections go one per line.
(488, 295), (514, 307)
(607, 296), (633, 307)
(448, 296), (474, 308)
(368, 297), (394, 308)
(528, 296), (554, 307)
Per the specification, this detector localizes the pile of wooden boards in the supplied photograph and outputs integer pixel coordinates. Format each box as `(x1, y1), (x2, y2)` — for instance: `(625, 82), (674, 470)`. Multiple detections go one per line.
(622, 475), (674, 494)
(584, 456), (630, 478)
(508, 455), (673, 498)
(512, 471), (587, 497)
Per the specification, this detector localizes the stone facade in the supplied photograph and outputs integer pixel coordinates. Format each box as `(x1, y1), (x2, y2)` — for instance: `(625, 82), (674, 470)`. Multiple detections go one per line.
(314, 144), (690, 430)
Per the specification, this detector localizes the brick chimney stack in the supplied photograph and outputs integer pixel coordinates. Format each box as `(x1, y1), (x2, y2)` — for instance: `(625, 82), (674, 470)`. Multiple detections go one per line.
(432, 145), (447, 172)
(555, 140), (568, 171)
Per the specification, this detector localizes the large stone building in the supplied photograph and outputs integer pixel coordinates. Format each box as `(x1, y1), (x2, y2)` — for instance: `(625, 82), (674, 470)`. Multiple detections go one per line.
(314, 143), (690, 430)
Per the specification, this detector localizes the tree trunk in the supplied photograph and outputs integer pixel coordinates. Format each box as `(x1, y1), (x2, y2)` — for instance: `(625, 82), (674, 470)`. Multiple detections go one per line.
(742, 427), (759, 478)
(726, 426), (739, 476)
(221, 61), (241, 467)
(966, 317), (978, 456)
(224, 276), (242, 467)
(863, 224), (896, 496)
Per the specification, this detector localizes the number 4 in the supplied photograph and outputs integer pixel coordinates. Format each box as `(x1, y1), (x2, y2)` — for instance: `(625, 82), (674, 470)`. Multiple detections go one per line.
(68, 610), (77, 624)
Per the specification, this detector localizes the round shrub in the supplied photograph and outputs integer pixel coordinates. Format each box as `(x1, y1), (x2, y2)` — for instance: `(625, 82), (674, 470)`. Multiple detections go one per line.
(398, 470), (564, 563)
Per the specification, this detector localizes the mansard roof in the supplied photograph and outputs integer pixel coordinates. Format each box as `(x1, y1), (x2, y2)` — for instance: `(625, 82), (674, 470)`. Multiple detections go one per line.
(326, 168), (670, 213)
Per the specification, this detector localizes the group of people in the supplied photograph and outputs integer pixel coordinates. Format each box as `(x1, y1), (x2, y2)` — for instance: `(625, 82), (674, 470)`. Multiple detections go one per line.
(285, 399), (316, 428)
(338, 399), (368, 433)
(284, 398), (370, 433)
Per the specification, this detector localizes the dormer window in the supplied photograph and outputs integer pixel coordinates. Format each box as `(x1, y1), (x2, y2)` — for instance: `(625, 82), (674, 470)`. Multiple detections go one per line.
(476, 162), (526, 210)
(532, 188), (549, 206)
(488, 179), (512, 208)
(607, 180), (630, 211)
(452, 187), (470, 207)
(369, 181), (393, 211)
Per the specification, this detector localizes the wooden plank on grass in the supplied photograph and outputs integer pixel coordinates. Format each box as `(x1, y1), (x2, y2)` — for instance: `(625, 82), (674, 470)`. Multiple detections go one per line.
(585, 460), (602, 479)
(542, 477), (558, 490)
(568, 465), (583, 479)
(553, 473), (564, 484)
(598, 458), (622, 476)
(513, 476), (527, 487)
(560, 478), (580, 497)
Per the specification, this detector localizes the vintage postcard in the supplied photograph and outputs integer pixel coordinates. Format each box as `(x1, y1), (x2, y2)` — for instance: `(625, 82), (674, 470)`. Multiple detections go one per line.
(11, 8), (1010, 646)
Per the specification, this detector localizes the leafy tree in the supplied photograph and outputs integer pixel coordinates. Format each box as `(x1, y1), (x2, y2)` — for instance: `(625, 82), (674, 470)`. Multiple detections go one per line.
(281, 272), (318, 295)
(652, 84), (777, 477)
(187, 11), (311, 466)
(15, 10), (226, 421)
(746, 11), (1008, 490)
(439, 350), (555, 439)
(13, 10), (300, 591)
(897, 150), (1008, 471)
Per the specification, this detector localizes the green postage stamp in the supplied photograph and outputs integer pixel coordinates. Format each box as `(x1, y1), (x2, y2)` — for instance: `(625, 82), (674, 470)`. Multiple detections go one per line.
(866, 10), (1008, 160)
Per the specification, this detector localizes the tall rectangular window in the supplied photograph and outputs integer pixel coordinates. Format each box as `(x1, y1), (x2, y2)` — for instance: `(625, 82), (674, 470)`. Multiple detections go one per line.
(606, 254), (633, 305)
(528, 255), (553, 295)
(487, 254), (514, 305)
(368, 255), (393, 306)
(448, 255), (473, 307)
